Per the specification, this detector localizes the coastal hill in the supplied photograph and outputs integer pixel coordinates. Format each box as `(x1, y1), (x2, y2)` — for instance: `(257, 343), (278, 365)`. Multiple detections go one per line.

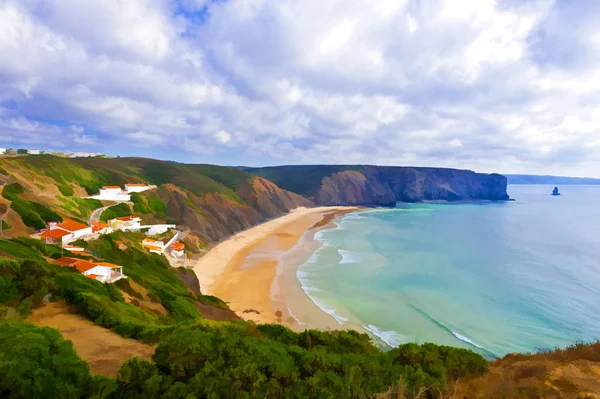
(506, 174), (600, 185)
(2, 154), (597, 398)
(0, 155), (310, 247)
(0, 156), (508, 247)
(243, 165), (509, 206)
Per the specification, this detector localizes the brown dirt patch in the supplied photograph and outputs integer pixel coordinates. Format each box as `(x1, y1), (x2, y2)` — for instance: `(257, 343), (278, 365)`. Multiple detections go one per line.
(28, 302), (155, 376)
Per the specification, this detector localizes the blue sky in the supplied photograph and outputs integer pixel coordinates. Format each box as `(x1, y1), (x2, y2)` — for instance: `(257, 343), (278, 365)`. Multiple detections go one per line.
(1, 0), (599, 176)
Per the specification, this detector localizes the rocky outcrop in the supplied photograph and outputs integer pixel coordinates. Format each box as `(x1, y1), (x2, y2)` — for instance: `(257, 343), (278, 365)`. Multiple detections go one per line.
(237, 177), (313, 218)
(247, 166), (509, 206)
(153, 178), (311, 244)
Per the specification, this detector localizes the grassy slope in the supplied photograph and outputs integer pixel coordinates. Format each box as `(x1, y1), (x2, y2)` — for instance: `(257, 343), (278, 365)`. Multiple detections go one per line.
(0, 155), (256, 233)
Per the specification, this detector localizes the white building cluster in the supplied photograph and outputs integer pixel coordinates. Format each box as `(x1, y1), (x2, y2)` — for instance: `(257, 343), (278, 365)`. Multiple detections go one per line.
(92, 183), (156, 201)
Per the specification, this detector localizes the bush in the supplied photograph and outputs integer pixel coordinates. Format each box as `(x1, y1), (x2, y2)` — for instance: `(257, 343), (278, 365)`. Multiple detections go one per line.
(2, 183), (26, 201)
(9, 198), (62, 229)
(57, 183), (74, 197)
(101, 203), (132, 222)
(0, 322), (92, 398)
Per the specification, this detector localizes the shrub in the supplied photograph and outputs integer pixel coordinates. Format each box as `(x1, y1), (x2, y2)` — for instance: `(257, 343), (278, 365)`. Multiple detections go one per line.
(0, 322), (92, 399)
(100, 203), (132, 222)
(1, 183), (26, 201)
(57, 183), (74, 197)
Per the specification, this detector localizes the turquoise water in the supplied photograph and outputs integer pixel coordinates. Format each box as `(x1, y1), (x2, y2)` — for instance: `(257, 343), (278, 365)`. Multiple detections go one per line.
(297, 185), (600, 357)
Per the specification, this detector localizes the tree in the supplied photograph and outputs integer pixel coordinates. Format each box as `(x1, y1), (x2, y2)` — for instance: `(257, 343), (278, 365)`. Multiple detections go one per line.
(16, 149), (28, 154)
(0, 322), (92, 398)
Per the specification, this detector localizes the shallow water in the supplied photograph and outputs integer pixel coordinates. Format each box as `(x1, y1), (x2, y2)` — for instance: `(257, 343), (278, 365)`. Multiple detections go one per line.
(296, 185), (600, 357)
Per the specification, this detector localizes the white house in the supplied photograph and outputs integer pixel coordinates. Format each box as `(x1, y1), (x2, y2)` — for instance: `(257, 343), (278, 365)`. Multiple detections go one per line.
(39, 219), (93, 244)
(28, 149), (40, 155)
(142, 238), (165, 254)
(170, 242), (185, 258)
(92, 186), (130, 201)
(109, 215), (141, 231)
(53, 257), (126, 283)
(124, 183), (155, 193)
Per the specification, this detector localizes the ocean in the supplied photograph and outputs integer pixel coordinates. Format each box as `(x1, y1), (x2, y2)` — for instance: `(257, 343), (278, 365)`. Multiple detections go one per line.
(295, 185), (600, 357)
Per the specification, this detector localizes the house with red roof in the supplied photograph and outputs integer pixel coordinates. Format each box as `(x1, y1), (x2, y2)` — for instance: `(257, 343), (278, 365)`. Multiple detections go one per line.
(91, 221), (109, 234)
(38, 219), (93, 244)
(142, 238), (165, 254)
(109, 215), (141, 231)
(52, 257), (126, 283)
(170, 242), (185, 257)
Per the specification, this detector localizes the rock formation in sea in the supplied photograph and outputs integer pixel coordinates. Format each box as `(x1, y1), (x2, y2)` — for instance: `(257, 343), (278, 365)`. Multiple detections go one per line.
(552, 187), (561, 196)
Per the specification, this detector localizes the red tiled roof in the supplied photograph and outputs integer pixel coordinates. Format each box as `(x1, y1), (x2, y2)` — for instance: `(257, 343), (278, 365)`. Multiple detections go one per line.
(92, 221), (108, 232)
(40, 229), (71, 239)
(52, 257), (96, 273)
(55, 219), (89, 233)
(52, 257), (79, 267)
(171, 242), (185, 251)
(103, 186), (121, 189)
(125, 183), (147, 187)
(95, 262), (121, 269)
(114, 216), (139, 222)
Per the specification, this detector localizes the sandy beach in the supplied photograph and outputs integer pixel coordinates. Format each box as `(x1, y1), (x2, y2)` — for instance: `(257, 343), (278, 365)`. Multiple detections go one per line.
(192, 206), (359, 328)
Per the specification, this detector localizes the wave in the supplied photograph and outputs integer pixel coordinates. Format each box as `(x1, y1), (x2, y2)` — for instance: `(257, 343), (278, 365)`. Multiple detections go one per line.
(409, 304), (497, 358)
(363, 324), (406, 348)
(342, 213), (367, 220)
(297, 268), (349, 325)
(451, 330), (484, 349)
(338, 249), (360, 264)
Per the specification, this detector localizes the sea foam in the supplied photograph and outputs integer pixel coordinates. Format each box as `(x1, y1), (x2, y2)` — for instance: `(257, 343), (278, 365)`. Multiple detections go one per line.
(338, 249), (360, 264)
(363, 324), (405, 348)
(451, 330), (485, 349)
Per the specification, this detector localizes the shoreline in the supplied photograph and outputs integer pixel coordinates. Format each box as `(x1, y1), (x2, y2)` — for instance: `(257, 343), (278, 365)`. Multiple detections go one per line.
(192, 206), (360, 329)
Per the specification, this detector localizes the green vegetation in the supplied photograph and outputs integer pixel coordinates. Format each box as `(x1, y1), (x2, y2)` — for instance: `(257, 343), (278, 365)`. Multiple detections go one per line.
(131, 192), (167, 217)
(57, 183), (75, 196)
(0, 321), (95, 398)
(2, 182), (26, 201)
(16, 149), (27, 154)
(58, 197), (103, 221)
(100, 203), (133, 222)
(81, 233), (201, 324)
(2, 182), (62, 229)
(9, 198), (62, 229)
(1, 220), (11, 230)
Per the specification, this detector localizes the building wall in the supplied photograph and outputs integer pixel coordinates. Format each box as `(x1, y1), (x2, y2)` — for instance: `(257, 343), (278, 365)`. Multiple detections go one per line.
(126, 186), (150, 193)
(72, 227), (93, 239)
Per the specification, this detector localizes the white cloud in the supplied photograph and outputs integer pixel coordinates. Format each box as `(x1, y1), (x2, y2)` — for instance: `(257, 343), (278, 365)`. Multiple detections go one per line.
(127, 131), (164, 145)
(215, 130), (231, 144)
(0, 0), (599, 176)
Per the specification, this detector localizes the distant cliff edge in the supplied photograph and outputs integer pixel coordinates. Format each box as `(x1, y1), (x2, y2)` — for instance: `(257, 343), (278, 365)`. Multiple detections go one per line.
(506, 174), (600, 185)
(243, 165), (509, 206)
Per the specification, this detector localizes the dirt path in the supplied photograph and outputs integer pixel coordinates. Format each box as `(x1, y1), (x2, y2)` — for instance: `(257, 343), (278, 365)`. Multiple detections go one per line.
(28, 302), (155, 376)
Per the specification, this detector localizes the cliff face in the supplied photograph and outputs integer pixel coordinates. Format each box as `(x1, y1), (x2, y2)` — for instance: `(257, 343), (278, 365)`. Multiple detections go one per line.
(246, 166), (509, 206)
(153, 178), (311, 243)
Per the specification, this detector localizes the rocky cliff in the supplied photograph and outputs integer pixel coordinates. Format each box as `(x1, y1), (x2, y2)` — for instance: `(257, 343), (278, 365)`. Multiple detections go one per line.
(147, 177), (312, 244)
(245, 165), (509, 206)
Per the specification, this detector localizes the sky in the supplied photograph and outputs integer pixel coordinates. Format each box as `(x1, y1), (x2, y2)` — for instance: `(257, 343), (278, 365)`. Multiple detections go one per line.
(0, 0), (599, 176)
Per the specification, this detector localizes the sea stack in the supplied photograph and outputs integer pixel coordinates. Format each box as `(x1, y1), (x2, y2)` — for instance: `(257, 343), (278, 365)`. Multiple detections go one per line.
(552, 187), (561, 196)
